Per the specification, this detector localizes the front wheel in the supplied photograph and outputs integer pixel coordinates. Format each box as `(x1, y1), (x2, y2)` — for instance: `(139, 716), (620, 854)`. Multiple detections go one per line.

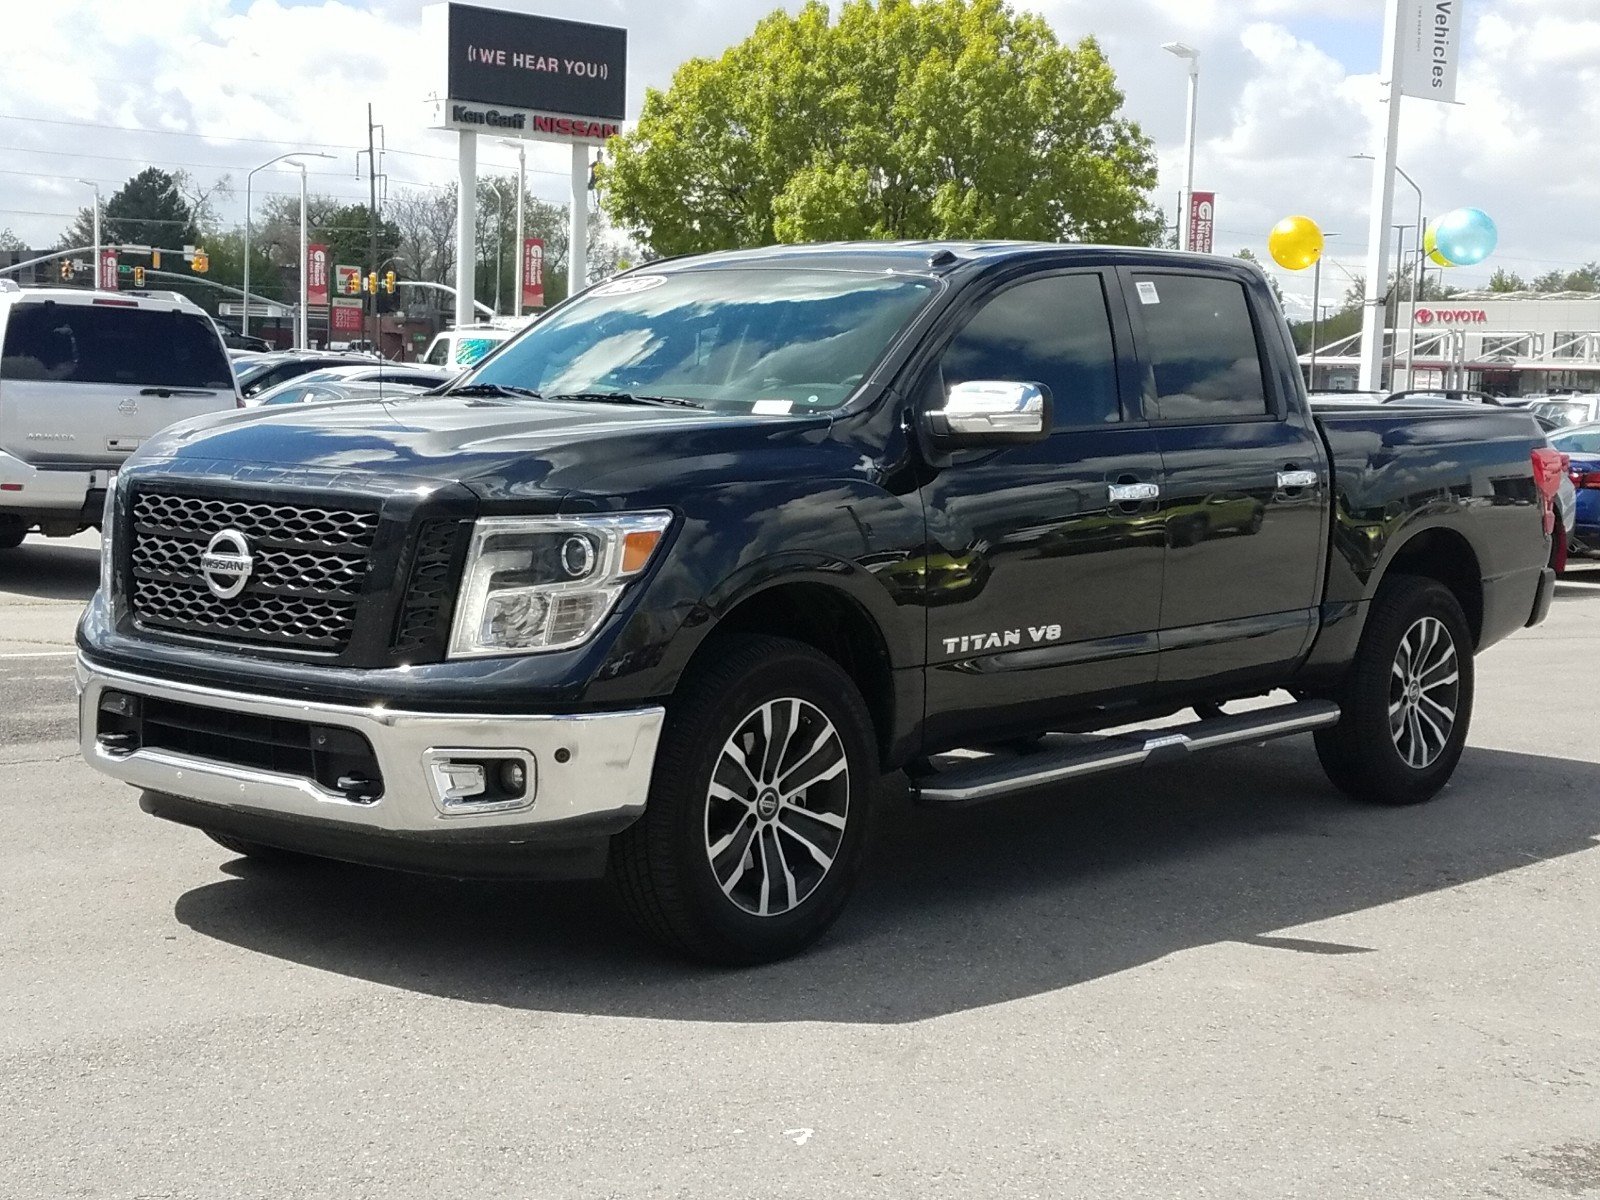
(1315, 575), (1474, 806)
(609, 634), (877, 964)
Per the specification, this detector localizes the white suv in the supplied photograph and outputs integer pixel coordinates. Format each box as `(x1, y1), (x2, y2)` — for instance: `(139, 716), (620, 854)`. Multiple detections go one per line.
(0, 285), (239, 548)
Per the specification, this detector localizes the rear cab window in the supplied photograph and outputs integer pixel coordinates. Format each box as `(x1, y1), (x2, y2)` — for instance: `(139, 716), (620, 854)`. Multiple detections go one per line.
(1128, 273), (1271, 422)
(0, 302), (232, 389)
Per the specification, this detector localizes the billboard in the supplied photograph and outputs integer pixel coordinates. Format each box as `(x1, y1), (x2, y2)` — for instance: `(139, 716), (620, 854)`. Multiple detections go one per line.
(447, 4), (626, 121)
(522, 237), (545, 310)
(1188, 191), (1216, 254)
(334, 264), (362, 297)
(330, 300), (364, 335)
(306, 244), (330, 307)
(99, 249), (119, 291)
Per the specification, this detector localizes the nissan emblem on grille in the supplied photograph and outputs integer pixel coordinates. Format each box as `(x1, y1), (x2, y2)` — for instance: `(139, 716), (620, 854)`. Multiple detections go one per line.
(199, 529), (254, 599)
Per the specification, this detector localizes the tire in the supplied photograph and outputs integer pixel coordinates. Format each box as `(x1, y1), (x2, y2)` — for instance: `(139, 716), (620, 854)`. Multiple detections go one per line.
(1314, 575), (1474, 806)
(609, 634), (878, 964)
(204, 831), (311, 865)
(0, 520), (25, 551)
(1550, 518), (1569, 576)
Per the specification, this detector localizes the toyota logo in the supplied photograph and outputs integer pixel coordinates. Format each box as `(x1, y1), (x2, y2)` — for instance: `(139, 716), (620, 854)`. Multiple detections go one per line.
(199, 529), (254, 600)
(1416, 309), (1435, 325)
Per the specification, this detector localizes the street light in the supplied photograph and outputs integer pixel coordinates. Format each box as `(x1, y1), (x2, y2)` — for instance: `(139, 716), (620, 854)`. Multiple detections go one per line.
(1162, 42), (1200, 251)
(77, 180), (100, 287)
(243, 151), (334, 343)
(500, 139), (526, 317)
(1352, 153), (1424, 388)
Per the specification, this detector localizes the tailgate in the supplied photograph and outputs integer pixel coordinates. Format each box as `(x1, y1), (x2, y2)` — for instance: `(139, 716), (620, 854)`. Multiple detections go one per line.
(0, 300), (235, 467)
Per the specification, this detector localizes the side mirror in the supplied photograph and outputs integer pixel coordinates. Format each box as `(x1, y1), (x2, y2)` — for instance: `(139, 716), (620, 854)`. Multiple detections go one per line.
(928, 380), (1052, 448)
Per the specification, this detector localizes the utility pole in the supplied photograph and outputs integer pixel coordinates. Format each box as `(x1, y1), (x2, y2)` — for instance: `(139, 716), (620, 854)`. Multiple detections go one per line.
(366, 103), (380, 352)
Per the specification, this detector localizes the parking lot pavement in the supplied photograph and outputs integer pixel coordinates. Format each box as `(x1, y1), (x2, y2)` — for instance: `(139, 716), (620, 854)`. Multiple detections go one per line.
(3, 556), (1598, 1200)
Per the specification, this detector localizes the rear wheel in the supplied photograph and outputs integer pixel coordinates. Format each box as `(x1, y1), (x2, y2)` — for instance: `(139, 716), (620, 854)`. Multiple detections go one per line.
(609, 634), (877, 964)
(1315, 575), (1474, 806)
(0, 519), (26, 550)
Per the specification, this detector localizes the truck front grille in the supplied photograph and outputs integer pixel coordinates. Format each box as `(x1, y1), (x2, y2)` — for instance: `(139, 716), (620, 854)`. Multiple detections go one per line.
(129, 490), (380, 653)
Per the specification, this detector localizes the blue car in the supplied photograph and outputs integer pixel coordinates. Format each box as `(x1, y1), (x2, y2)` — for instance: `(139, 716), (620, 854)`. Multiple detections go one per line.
(1551, 423), (1600, 556)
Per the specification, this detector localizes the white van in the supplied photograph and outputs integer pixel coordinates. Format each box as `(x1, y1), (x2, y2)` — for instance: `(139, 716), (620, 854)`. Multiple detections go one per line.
(420, 324), (519, 370)
(0, 285), (239, 548)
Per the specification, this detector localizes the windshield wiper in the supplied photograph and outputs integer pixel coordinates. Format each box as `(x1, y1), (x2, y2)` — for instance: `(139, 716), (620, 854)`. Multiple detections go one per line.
(541, 390), (705, 410)
(439, 382), (544, 400)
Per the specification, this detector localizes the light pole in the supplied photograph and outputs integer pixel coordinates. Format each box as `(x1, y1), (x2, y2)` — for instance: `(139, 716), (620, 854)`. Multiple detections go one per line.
(244, 151), (334, 341)
(78, 180), (100, 287)
(1352, 154), (1423, 388)
(501, 139), (526, 317)
(1162, 42), (1199, 251)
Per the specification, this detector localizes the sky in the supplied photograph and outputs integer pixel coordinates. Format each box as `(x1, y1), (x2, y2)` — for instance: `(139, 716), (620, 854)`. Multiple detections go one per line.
(1, 0), (1595, 316)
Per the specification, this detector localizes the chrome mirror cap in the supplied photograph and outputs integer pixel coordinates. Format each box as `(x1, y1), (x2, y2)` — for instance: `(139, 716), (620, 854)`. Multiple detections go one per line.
(932, 380), (1051, 445)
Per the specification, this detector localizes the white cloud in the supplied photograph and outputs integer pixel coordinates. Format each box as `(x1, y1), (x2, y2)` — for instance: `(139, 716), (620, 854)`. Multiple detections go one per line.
(0, 0), (1591, 316)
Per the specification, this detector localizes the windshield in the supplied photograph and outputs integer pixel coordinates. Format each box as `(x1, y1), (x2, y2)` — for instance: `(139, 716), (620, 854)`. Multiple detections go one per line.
(465, 268), (938, 414)
(1552, 428), (1600, 455)
(1532, 400), (1595, 427)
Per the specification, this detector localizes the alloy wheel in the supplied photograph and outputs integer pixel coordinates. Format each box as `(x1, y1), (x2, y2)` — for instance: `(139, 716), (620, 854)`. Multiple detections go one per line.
(1388, 615), (1460, 769)
(703, 697), (850, 917)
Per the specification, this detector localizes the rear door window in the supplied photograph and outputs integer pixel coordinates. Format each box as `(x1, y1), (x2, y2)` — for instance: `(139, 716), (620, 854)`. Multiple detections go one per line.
(0, 303), (232, 389)
(1130, 274), (1270, 421)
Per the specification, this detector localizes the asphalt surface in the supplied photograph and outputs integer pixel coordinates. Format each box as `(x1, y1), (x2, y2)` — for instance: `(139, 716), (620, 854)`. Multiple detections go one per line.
(3, 532), (1599, 1199)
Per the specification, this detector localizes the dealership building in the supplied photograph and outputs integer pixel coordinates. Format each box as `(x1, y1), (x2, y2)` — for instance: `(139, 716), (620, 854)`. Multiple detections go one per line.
(1305, 290), (1600, 395)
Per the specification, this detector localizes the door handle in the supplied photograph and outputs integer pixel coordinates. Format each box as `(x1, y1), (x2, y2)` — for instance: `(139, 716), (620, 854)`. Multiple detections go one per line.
(1109, 482), (1160, 504)
(1277, 470), (1318, 491)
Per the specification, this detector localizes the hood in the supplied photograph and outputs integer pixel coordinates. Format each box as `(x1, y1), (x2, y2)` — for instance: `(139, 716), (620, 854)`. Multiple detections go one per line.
(132, 392), (844, 505)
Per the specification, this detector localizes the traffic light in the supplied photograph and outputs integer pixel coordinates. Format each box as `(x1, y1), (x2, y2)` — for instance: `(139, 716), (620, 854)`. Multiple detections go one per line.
(384, 270), (396, 295)
(365, 271), (377, 295)
(151, 250), (160, 269)
(59, 258), (74, 282)
(192, 249), (209, 274)
(133, 266), (145, 288)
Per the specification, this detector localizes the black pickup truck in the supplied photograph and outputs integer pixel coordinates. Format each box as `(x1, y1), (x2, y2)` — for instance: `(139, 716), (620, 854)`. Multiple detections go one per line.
(78, 243), (1560, 963)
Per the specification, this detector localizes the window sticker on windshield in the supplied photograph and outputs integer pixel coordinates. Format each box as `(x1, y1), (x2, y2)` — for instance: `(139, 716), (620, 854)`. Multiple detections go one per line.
(752, 399), (793, 415)
(590, 274), (669, 297)
(1136, 281), (1161, 305)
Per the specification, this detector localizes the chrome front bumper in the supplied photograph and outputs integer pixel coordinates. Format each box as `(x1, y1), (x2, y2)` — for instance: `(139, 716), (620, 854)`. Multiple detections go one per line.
(77, 656), (664, 839)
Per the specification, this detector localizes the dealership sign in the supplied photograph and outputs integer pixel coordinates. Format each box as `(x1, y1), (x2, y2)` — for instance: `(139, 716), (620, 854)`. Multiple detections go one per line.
(306, 243), (330, 307)
(1414, 307), (1488, 325)
(1188, 191), (1216, 254)
(522, 237), (545, 310)
(440, 3), (627, 144)
(99, 249), (118, 291)
(1400, 0), (1462, 104)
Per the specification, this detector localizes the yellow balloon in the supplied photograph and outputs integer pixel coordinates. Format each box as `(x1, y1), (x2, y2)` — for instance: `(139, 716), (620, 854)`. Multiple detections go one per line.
(1429, 247), (1454, 268)
(1268, 215), (1324, 271)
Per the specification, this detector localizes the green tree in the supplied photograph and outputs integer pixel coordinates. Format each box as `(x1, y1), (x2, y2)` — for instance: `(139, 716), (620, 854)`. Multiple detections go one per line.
(1234, 248), (1283, 305)
(600, 0), (1161, 256)
(103, 168), (197, 249)
(1487, 267), (1526, 292)
(0, 228), (25, 253)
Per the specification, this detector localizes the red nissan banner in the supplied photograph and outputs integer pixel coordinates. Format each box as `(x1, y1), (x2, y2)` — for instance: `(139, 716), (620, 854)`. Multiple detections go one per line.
(330, 300), (364, 335)
(522, 237), (545, 309)
(99, 249), (119, 291)
(1188, 191), (1216, 254)
(306, 243), (330, 307)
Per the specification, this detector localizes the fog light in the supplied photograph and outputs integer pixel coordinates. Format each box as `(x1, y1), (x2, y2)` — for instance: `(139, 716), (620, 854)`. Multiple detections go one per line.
(499, 760), (527, 794)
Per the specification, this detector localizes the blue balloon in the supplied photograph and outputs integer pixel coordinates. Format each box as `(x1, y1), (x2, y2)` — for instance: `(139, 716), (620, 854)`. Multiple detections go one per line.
(1433, 207), (1497, 267)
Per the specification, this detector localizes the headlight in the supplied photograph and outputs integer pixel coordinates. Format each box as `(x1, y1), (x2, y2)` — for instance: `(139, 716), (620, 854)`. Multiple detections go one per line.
(99, 473), (121, 602)
(448, 512), (673, 658)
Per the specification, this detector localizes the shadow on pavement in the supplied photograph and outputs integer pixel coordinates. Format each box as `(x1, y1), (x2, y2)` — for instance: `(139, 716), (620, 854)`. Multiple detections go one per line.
(0, 539), (100, 602)
(173, 740), (1600, 1023)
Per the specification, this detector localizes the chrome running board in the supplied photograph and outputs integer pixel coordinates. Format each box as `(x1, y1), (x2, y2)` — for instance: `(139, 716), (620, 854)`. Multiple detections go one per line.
(912, 700), (1340, 806)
